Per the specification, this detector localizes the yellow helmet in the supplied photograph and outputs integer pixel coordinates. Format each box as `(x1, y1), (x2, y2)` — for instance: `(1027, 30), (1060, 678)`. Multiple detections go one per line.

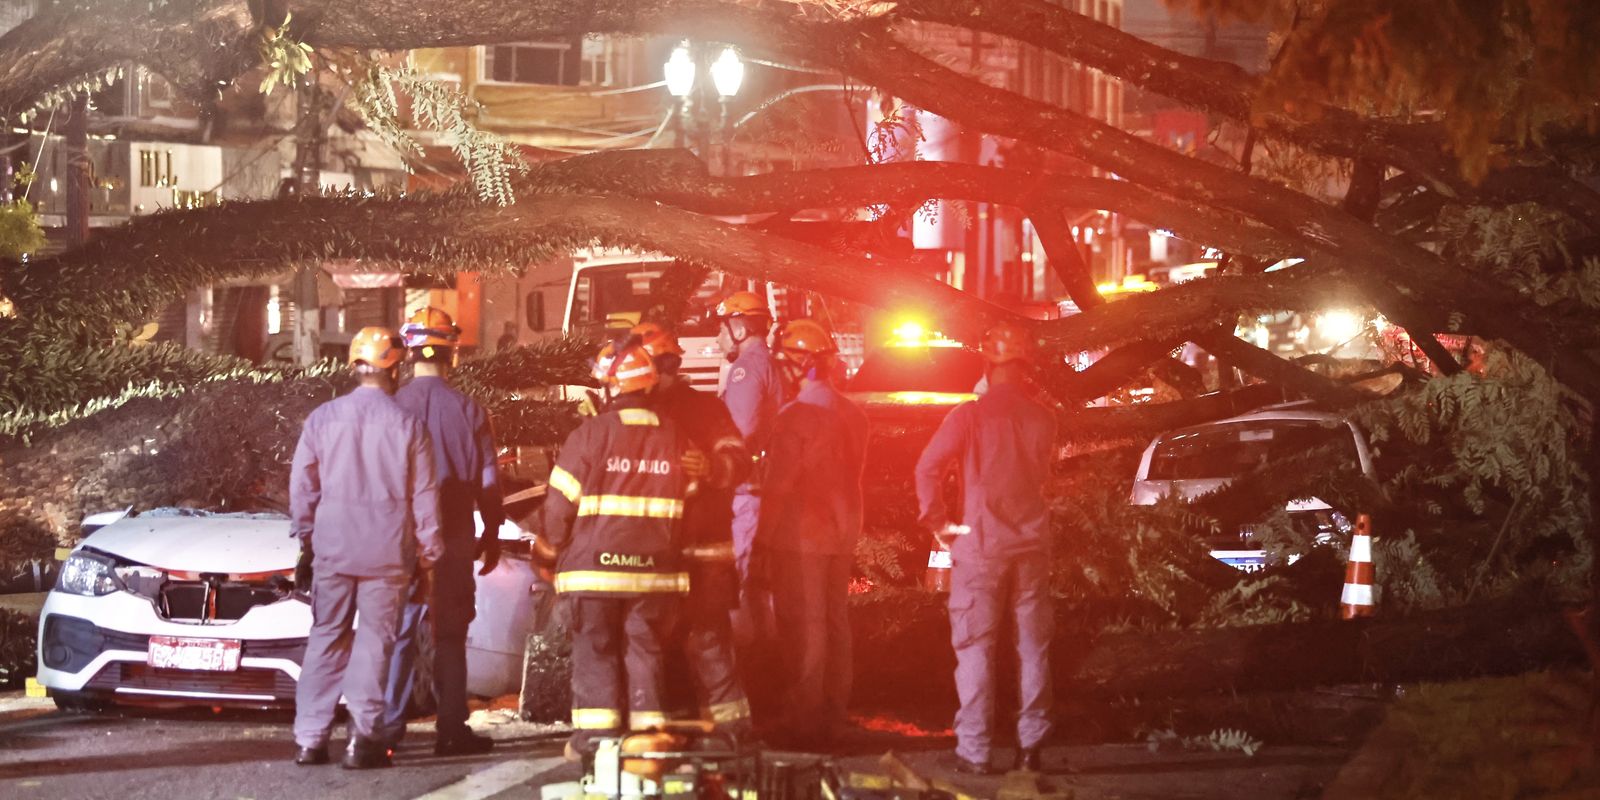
(401, 306), (461, 350)
(349, 327), (404, 370)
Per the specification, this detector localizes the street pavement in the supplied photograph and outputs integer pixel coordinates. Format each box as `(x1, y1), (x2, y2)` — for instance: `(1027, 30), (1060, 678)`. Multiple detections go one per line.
(0, 691), (1356, 800)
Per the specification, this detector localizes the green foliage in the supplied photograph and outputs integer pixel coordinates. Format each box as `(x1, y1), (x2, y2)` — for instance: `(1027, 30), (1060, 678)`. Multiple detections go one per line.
(1353, 347), (1592, 609)
(256, 12), (314, 95)
(0, 199), (45, 260)
(352, 60), (527, 204)
(1172, 0), (1600, 179)
(1147, 726), (1263, 757)
(452, 337), (595, 394)
(1052, 447), (1238, 626)
(104, 374), (348, 511)
(1379, 671), (1599, 799)
(0, 339), (327, 438)
(0, 608), (36, 689)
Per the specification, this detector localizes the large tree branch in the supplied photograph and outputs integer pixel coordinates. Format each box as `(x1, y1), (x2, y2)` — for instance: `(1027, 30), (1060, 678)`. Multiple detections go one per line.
(817, 31), (1600, 394)
(898, 0), (1600, 232)
(4, 191), (1012, 342)
(529, 151), (1298, 260)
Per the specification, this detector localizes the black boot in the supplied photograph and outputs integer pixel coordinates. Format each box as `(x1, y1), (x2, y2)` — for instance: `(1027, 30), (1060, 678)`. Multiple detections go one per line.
(293, 744), (329, 766)
(952, 754), (998, 775)
(1014, 747), (1041, 772)
(435, 729), (495, 756)
(342, 736), (394, 769)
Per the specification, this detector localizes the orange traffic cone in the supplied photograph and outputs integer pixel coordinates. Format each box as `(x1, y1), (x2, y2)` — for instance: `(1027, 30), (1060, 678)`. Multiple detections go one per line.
(1340, 513), (1376, 619)
(924, 542), (952, 592)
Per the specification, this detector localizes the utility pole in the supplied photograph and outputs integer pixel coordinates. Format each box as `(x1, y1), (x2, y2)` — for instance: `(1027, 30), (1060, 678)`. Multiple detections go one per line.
(286, 80), (326, 366)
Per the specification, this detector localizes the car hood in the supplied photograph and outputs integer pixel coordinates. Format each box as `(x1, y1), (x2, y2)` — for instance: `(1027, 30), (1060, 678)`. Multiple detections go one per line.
(82, 515), (297, 574)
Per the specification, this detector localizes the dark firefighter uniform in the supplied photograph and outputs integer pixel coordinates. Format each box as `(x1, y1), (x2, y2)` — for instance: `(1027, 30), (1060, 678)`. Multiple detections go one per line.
(544, 395), (691, 749)
(654, 374), (753, 729)
(913, 326), (1058, 770)
(756, 319), (869, 746)
(380, 374), (503, 745)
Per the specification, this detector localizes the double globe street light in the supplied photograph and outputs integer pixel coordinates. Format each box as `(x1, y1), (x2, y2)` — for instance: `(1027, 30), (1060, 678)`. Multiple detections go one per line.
(664, 42), (744, 174)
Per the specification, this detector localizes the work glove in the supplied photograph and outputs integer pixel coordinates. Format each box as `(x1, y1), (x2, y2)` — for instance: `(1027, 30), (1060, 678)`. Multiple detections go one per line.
(530, 536), (558, 587)
(681, 448), (710, 481)
(294, 544), (314, 589)
(933, 522), (971, 549)
(476, 534), (502, 576)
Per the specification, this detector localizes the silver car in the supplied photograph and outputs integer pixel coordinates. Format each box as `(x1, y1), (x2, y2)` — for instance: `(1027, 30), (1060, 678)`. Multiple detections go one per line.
(1130, 407), (1377, 571)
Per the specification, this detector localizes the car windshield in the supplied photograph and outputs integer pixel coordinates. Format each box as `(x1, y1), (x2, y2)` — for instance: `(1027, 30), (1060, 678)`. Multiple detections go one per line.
(1147, 419), (1360, 481)
(846, 346), (986, 394)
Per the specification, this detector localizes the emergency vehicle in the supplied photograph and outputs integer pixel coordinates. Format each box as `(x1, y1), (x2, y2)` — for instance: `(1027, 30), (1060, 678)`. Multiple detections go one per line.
(560, 249), (864, 394)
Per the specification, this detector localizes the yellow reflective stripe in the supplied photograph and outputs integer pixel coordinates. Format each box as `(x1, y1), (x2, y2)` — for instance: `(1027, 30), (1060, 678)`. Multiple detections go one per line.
(578, 495), (684, 519)
(573, 708), (622, 729)
(618, 408), (660, 426)
(708, 698), (751, 724)
(684, 542), (735, 560)
(630, 710), (668, 730)
(549, 466), (582, 503)
(555, 570), (690, 594)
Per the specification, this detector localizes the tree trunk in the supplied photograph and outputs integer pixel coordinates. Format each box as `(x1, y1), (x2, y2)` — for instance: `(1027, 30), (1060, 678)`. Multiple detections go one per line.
(64, 95), (89, 244)
(289, 81), (325, 366)
(847, 591), (1587, 713)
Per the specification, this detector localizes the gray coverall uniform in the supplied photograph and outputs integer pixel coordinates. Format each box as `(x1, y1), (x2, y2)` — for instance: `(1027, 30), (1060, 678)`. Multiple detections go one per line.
(379, 375), (504, 744)
(718, 339), (786, 583)
(289, 385), (444, 750)
(544, 396), (691, 752)
(655, 379), (754, 728)
(913, 382), (1057, 765)
(756, 381), (868, 744)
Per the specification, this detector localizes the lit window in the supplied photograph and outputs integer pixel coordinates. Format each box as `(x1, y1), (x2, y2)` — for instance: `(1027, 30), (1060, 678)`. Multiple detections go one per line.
(483, 37), (618, 86)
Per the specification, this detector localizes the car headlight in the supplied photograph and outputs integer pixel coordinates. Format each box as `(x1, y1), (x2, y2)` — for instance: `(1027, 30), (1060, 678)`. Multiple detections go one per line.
(57, 551), (121, 596)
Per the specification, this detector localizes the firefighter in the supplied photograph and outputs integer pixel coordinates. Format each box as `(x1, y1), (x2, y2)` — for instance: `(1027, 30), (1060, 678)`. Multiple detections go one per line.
(543, 336), (692, 755)
(755, 319), (868, 748)
(714, 290), (785, 587)
(633, 321), (754, 735)
(913, 322), (1058, 774)
(377, 307), (504, 755)
(289, 327), (444, 769)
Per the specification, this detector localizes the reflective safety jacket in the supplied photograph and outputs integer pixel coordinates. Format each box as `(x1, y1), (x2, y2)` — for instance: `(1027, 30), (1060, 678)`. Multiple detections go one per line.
(543, 397), (692, 597)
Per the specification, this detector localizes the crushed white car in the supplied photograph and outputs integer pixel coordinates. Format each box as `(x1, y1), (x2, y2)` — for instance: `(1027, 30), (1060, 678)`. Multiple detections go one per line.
(36, 507), (539, 711)
(1130, 406), (1377, 571)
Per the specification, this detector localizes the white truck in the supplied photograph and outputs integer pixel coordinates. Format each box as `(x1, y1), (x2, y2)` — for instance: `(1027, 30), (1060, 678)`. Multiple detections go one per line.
(561, 249), (864, 393)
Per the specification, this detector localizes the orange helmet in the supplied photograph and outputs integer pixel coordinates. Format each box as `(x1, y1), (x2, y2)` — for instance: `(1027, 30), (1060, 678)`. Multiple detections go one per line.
(593, 338), (658, 394)
(349, 326), (404, 370)
(401, 306), (461, 350)
(715, 290), (770, 319)
(778, 318), (837, 357)
(630, 321), (684, 358)
(981, 321), (1035, 364)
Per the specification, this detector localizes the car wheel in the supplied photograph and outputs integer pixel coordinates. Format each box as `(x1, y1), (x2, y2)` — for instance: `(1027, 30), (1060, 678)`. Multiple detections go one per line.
(407, 611), (437, 718)
(51, 690), (109, 714)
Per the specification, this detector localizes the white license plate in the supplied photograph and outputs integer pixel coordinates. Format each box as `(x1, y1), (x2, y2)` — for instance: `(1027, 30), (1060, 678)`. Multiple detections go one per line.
(147, 636), (242, 672)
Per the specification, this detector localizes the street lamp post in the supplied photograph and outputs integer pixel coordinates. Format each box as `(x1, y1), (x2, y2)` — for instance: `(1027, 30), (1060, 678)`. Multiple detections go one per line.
(663, 42), (743, 175)
(663, 43), (696, 149)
